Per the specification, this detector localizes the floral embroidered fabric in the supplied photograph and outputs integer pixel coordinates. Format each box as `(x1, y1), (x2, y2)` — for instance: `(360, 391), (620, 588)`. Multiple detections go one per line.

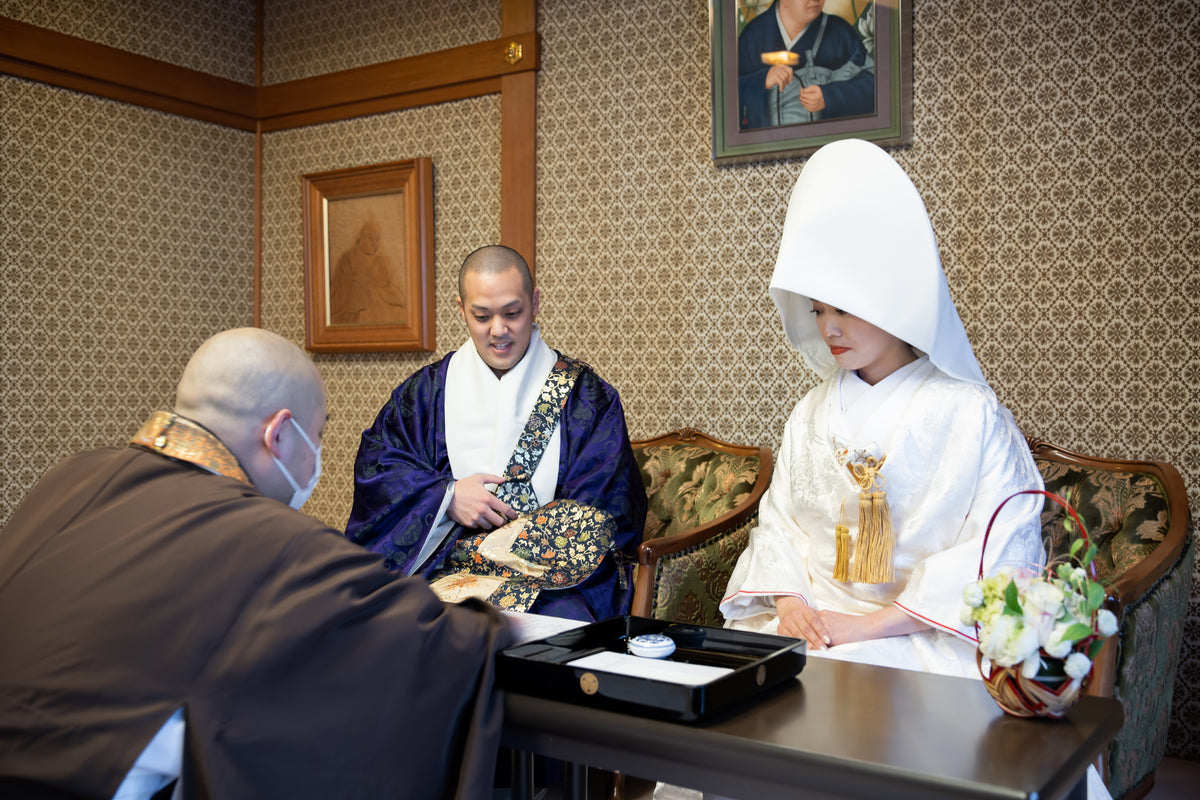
(428, 499), (615, 612)
(636, 445), (761, 541)
(493, 358), (584, 513)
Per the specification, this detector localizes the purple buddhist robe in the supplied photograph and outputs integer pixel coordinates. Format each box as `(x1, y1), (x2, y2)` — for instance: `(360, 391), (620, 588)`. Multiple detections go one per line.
(345, 352), (647, 622)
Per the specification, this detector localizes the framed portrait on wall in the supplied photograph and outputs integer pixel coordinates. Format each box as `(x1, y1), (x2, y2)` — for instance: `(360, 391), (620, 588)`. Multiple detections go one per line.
(302, 158), (435, 352)
(710, 0), (912, 165)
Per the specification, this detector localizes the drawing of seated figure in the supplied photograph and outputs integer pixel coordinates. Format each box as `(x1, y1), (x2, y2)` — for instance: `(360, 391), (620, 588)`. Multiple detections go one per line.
(331, 214), (407, 325)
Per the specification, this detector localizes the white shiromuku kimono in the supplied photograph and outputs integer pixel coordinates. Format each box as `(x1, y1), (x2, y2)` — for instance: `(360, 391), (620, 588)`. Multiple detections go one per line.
(720, 356), (1045, 677)
(718, 138), (1048, 679)
(663, 137), (1108, 800)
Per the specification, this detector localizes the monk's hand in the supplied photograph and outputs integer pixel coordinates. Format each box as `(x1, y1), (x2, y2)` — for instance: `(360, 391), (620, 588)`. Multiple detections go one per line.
(799, 84), (826, 112)
(775, 595), (832, 650)
(449, 474), (518, 530)
(765, 64), (794, 90)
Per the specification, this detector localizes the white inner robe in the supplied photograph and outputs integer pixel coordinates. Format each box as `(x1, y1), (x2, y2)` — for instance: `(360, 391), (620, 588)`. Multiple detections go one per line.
(412, 327), (562, 571)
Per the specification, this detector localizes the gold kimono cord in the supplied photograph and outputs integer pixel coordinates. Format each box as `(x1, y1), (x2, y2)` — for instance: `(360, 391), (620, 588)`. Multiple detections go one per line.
(833, 455), (896, 584)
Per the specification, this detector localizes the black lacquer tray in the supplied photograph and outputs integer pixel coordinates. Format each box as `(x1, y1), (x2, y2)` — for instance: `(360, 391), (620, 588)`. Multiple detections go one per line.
(497, 615), (806, 721)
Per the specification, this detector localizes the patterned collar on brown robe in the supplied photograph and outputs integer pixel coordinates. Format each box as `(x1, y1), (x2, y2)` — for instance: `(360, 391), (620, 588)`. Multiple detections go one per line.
(129, 411), (250, 484)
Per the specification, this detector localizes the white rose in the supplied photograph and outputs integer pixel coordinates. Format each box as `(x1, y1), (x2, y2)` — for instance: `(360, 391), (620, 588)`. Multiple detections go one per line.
(963, 582), (985, 608)
(960, 605), (977, 626)
(980, 615), (1040, 668)
(978, 619), (1005, 662)
(1043, 623), (1075, 658)
(1023, 581), (1065, 618)
(1064, 652), (1092, 680)
(1097, 608), (1119, 637)
(1012, 624), (1041, 667)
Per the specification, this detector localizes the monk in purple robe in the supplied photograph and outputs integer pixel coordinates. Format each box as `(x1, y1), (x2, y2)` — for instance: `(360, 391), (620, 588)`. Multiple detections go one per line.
(0, 328), (511, 800)
(345, 245), (647, 622)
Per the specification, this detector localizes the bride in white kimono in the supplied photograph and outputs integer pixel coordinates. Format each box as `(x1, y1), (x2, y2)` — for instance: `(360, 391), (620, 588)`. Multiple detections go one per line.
(661, 140), (1112, 800)
(719, 138), (1046, 679)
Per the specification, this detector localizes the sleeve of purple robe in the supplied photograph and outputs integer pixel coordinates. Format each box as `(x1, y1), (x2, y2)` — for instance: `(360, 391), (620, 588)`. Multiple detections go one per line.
(529, 363), (647, 622)
(344, 356), (454, 573)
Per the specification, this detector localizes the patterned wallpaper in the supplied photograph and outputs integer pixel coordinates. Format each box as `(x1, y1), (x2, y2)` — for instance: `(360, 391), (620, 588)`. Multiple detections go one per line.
(1, 0), (256, 83)
(260, 94), (502, 528)
(538, 0), (1200, 759)
(0, 75), (255, 521)
(3, 0), (1199, 766)
(262, 0), (500, 84)
(258, 0), (1200, 761)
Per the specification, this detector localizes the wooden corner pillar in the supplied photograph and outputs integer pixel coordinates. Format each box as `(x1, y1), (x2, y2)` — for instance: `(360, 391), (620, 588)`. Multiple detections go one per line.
(501, 0), (538, 274)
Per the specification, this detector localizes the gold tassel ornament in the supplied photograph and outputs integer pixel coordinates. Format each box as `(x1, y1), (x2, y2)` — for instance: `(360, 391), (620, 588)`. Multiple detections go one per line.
(846, 456), (895, 584)
(833, 498), (851, 582)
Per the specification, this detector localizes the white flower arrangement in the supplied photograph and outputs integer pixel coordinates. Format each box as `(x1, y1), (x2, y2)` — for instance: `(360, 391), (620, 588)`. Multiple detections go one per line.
(962, 490), (1116, 688)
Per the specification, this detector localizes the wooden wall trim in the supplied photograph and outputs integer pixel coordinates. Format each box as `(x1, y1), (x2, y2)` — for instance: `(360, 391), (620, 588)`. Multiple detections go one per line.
(258, 33), (538, 122)
(260, 77), (504, 132)
(0, 16), (538, 134)
(0, 16), (257, 130)
(503, 0), (538, 34)
(500, 71), (537, 271)
(3, 0), (541, 317)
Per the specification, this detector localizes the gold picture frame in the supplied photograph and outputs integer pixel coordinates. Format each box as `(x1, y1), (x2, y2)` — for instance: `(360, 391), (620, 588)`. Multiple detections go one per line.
(302, 158), (435, 352)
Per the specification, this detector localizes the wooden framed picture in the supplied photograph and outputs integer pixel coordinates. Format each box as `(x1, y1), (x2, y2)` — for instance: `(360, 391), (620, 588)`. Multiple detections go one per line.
(710, 0), (912, 165)
(301, 158), (435, 352)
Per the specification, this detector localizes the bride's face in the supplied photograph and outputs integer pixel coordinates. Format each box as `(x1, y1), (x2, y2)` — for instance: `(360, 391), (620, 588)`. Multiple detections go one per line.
(810, 300), (916, 386)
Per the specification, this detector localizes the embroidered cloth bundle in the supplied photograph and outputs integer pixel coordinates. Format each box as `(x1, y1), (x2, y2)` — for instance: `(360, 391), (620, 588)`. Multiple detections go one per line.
(428, 499), (615, 611)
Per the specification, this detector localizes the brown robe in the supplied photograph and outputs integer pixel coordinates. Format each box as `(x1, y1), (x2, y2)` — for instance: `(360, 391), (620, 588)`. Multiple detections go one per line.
(0, 444), (512, 799)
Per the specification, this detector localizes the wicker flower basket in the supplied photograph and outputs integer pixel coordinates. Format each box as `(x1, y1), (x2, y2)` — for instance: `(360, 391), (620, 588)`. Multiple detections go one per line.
(976, 651), (1087, 719)
(972, 489), (1100, 720)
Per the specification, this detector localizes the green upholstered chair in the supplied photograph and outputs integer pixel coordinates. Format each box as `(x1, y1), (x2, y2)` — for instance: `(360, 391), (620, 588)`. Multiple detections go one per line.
(1029, 438), (1194, 800)
(629, 428), (772, 623)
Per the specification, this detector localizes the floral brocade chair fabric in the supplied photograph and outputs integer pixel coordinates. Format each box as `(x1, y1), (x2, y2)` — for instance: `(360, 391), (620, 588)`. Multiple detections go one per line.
(629, 429), (772, 625)
(1030, 438), (1195, 800)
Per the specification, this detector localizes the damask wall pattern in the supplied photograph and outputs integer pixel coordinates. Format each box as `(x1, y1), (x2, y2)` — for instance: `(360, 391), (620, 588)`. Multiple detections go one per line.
(526, 0), (1200, 759)
(1, 0), (256, 83)
(262, 0), (500, 84)
(259, 0), (1200, 758)
(0, 75), (255, 523)
(259, 94), (502, 530)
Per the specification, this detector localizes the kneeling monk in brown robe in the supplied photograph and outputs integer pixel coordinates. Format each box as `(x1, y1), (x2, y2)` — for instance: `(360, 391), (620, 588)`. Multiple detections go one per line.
(0, 328), (512, 800)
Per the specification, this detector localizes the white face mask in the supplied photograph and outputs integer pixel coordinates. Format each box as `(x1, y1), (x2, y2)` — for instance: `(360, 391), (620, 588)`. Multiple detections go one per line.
(272, 417), (322, 510)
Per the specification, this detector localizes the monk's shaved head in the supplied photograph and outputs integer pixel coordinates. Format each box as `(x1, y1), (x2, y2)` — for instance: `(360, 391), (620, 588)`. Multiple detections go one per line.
(458, 245), (533, 300)
(175, 328), (326, 480)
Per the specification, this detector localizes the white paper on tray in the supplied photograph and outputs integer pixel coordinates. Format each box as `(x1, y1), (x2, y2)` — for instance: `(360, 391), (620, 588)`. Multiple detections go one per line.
(567, 651), (734, 686)
(502, 610), (590, 645)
